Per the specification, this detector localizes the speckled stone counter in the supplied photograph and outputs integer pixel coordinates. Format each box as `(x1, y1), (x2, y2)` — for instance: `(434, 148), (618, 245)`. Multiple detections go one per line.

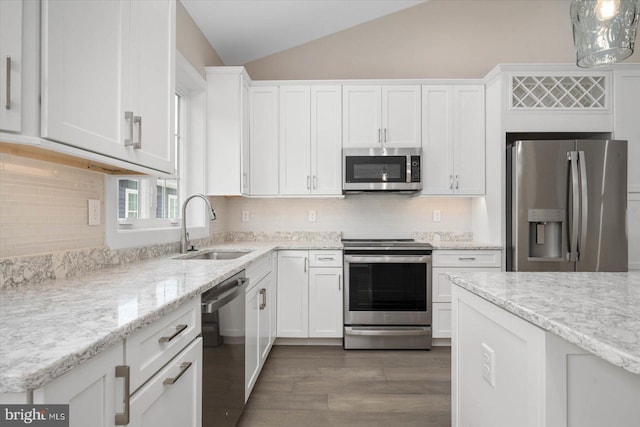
(0, 241), (341, 393)
(446, 271), (640, 375)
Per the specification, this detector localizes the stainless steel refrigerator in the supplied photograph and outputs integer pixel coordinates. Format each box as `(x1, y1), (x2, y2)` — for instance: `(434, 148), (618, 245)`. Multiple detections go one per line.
(506, 139), (627, 272)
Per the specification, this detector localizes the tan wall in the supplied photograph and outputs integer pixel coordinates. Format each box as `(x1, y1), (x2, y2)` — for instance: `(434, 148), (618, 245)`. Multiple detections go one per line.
(177, 0), (224, 75)
(245, 0), (640, 80)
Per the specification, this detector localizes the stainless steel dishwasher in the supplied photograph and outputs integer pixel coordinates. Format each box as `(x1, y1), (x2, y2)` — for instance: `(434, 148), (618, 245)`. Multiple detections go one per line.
(201, 270), (249, 426)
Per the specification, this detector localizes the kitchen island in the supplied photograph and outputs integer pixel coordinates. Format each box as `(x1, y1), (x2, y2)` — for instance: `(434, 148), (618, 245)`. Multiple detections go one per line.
(447, 271), (640, 427)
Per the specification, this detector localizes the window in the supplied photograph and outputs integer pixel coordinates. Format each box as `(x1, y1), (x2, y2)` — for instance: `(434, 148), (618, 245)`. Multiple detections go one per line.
(106, 53), (209, 249)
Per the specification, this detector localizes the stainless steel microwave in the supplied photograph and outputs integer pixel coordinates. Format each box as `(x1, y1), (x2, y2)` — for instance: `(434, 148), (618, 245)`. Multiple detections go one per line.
(343, 147), (422, 193)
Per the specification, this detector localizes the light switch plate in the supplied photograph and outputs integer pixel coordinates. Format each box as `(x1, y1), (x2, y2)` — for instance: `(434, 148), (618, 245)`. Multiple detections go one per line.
(433, 210), (441, 222)
(88, 199), (101, 226)
(308, 210), (317, 222)
(242, 211), (250, 222)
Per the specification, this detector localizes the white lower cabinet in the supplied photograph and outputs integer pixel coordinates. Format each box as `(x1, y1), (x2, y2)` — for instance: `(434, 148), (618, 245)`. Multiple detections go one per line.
(129, 338), (202, 427)
(31, 298), (203, 427)
(33, 341), (123, 427)
(245, 254), (277, 401)
(277, 250), (343, 339)
(432, 250), (502, 339)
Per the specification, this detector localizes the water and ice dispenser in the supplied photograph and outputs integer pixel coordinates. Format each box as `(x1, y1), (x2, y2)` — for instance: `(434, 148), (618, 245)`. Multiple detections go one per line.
(527, 209), (564, 260)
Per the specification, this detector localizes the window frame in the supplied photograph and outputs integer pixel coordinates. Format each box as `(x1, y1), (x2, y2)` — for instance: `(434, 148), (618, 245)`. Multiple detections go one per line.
(105, 53), (209, 249)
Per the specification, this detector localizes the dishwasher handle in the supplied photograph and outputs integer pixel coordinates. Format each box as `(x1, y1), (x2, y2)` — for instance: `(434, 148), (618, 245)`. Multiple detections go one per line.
(201, 274), (248, 314)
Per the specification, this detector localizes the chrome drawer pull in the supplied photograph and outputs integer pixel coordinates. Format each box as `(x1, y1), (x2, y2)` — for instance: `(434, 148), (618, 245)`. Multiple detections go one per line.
(163, 362), (192, 385)
(133, 115), (142, 149)
(260, 288), (266, 310)
(317, 256), (335, 261)
(5, 56), (11, 110)
(115, 365), (130, 425)
(159, 324), (188, 343)
(124, 111), (134, 146)
(458, 257), (477, 261)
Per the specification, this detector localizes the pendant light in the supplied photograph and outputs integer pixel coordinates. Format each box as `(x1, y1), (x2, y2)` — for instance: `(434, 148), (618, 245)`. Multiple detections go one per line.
(570, 0), (640, 67)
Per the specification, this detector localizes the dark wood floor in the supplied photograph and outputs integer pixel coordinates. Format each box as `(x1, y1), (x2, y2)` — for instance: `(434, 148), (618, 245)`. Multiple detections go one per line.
(238, 345), (451, 427)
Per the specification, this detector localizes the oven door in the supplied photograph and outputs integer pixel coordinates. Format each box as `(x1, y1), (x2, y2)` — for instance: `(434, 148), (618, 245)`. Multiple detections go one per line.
(344, 252), (432, 326)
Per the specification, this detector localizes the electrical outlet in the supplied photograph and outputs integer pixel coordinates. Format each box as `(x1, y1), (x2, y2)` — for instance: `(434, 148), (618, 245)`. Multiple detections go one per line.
(308, 210), (317, 222)
(433, 210), (441, 222)
(242, 211), (250, 222)
(482, 342), (496, 387)
(88, 199), (101, 226)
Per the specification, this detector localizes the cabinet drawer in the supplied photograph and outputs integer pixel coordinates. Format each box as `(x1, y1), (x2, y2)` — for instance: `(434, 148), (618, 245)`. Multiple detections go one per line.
(125, 298), (201, 392)
(309, 250), (343, 267)
(129, 337), (202, 427)
(432, 302), (452, 339)
(432, 267), (501, 302)
(246, 253), (271, 287)
(433, 250), (502, 268)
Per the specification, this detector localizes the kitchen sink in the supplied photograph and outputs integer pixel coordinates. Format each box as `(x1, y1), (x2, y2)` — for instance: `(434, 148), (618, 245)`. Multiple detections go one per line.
(175, 250), (252, 260)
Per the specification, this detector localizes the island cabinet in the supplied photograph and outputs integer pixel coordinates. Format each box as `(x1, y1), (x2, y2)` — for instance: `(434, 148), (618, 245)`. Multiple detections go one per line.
(421, 85), (485, 195)
(452, 285), (640, 427)
(279, 85), (342, 196)
(31, 298), (202, 427)
(245, 253), (277, 400)
(431, 249), (501, 341)
(342, 85), (421, 148)
(277, 250), (343, 339)
(40, 0), (176, 174)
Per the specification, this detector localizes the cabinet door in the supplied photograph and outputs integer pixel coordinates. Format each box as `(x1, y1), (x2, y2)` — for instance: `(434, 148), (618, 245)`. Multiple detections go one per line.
(422, 86), (454, 194)
(311, 86), (343, 195)
(41, 0), (127, 160)
(277, 251), (309, 337)
(629, 195), (640, 270)
(33, 341), (123, 427)
(241, 80), (251, 194)
(382, 85), (421, 148)
(250, 86), (279, 195)
(453, 85), (485, 195)
(432, 302), (452, 338)
(259, 272), (274, 363)
(614, 69), (640, 193)
(128, 0), (175, 174)
(279, 86), (311, 195)
(129, 338), (202, 427)
(245, 283), (261, 398)
(0, 0), (22, 132)
(342, 85), (381, 148)
(309, 267), (343, 338)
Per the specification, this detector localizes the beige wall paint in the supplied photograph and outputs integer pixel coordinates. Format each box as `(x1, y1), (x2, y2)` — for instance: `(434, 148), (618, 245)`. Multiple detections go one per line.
(245, 0), (640, 80)
(177, 0), (224, 75)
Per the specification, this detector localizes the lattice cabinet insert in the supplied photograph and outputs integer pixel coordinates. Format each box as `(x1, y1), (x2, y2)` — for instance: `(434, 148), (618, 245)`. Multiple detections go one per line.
(511, 75), (607, 109)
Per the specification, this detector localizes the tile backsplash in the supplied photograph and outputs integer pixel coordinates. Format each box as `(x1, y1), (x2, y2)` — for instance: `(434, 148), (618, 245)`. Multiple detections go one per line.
(0, 153), (105, 258)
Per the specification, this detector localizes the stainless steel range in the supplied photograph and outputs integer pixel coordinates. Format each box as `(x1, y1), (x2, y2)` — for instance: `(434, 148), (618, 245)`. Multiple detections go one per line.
(342, 239), (433, 350)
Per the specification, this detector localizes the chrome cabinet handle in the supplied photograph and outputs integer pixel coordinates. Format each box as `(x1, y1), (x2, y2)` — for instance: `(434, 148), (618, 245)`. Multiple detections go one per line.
(124, 112), (134, 146)
(115, 365), (130, 425)
(317, 256), (334, 261)
(384, 128), (387, 143)
(133, 115), (142, 149)
(304, 257), (307, 273)
(159, 324), (188, 343)
(458, 257), (476, 261)
(163, 362), (192, 385)
(378, 128), (382, 144)
(260, 288), (266, 310)
(5, 56), (10, 110)
(455, 175), (459, 190)
(449, 175), (453, 190)
(313, 175), (317, 190)
(307, 175), (310, 190)
(338, 274), (341, 291)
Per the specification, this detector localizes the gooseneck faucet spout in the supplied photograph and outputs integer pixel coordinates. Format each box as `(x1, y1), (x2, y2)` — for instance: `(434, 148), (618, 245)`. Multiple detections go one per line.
(180, 194), (216, 253)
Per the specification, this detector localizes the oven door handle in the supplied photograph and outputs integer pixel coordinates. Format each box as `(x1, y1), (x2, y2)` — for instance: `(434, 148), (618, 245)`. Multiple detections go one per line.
(345, 327), (431, 337)
(344, 255), (431, 264)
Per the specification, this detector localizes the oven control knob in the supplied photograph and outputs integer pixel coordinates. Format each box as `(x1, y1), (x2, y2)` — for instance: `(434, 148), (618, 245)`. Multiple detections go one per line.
(385, 313), (391, 321)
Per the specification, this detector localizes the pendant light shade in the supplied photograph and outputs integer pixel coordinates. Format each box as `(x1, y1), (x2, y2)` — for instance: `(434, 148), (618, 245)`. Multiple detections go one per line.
(570, 0), (640, 67)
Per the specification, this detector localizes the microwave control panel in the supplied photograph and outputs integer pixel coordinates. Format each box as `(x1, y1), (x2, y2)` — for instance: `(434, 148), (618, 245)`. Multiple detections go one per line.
(410, 156), (421, 183)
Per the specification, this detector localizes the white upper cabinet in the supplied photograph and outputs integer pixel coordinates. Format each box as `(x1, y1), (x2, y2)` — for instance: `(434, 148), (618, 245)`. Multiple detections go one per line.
(343, 85), (421, 148)
(614, 68), (640, 193)
(250, 86), (279, 196)
(0, 0), (22, 133)
(40, 0), (176, 174)
(422, 85), (485, 195)
(206, 67), (251, 195)
(279, 85), (342, 196)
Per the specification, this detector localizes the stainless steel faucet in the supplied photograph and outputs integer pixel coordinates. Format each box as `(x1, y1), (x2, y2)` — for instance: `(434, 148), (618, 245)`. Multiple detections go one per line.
(180, 194), (216, 253)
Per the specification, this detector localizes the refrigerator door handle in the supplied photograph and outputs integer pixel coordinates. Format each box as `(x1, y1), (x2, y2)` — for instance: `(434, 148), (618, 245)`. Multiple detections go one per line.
(568, 151), (580, 262)
(578, 150), (588, 261)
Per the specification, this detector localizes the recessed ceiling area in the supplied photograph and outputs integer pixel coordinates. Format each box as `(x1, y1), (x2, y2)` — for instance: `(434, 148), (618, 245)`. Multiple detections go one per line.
(181, 0), (427, 65)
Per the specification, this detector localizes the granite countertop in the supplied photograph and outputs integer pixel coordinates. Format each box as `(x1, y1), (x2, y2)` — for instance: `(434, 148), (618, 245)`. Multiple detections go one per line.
(446, 271), (640, 375)
(0, 241), (341, 394)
